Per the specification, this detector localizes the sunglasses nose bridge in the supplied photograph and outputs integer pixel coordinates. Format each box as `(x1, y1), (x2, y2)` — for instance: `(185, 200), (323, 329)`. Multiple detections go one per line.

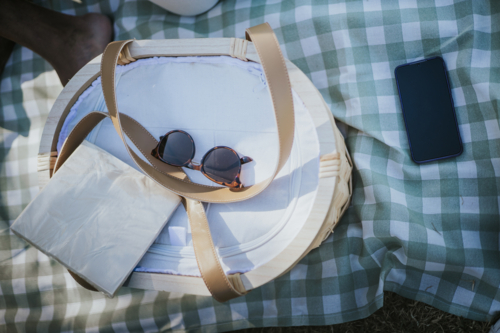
(188, 161), (202, 171)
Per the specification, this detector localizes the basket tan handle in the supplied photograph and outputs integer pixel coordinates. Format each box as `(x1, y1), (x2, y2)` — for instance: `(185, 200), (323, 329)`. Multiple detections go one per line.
(100, 22), (294, 203)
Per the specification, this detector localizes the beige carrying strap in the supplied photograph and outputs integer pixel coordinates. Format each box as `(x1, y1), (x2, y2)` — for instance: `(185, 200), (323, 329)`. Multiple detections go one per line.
(101, 23), (294, 204)
(56, 23), (294, 302)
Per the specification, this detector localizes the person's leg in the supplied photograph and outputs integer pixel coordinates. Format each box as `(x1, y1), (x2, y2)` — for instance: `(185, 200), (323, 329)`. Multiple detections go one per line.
(0, 36), (15, 78)
(0, 0), (112, 86)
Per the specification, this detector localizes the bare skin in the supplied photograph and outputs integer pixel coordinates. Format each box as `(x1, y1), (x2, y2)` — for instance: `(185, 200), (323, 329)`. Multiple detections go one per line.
(0, 0), (113, 86)
(0, 37), (15, 78)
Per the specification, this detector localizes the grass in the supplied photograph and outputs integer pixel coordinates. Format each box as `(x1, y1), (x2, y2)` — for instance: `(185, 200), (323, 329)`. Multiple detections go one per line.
(238, 292), (492, 333)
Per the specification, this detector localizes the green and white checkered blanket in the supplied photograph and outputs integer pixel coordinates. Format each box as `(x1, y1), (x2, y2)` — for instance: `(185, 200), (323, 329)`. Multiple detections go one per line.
(1, 0), (499, 331)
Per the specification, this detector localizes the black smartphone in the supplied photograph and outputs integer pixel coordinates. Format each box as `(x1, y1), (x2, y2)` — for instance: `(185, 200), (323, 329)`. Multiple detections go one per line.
(395, 57), (462, 163)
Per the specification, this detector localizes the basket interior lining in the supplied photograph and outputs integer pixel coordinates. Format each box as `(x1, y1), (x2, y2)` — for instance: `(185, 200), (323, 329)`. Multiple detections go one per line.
(57, 55), (320, 275)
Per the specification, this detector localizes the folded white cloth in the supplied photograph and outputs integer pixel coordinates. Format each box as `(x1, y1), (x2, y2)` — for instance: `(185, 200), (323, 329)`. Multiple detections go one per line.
(11, 141), (181, 297)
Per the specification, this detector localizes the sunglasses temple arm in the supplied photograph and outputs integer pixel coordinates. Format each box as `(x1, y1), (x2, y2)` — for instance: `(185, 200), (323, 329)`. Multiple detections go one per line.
(240, 156), (253, 164)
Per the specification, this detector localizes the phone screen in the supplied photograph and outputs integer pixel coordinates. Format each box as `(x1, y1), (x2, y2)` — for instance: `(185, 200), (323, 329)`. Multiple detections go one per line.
(395, 57), (462, 163)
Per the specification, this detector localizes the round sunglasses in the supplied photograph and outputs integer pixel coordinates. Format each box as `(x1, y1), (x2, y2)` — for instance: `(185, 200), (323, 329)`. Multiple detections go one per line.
(151, 130), (253, 188)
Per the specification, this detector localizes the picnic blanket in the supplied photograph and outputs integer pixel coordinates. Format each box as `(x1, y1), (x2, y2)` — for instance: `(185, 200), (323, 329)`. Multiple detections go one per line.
(1, 0), (499, 331)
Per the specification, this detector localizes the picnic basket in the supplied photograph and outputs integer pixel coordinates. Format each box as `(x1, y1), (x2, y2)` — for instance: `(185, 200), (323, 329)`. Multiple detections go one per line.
(37, 23), (352, 301)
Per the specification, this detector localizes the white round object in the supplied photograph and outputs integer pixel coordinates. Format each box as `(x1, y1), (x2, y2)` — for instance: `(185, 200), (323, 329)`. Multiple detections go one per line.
(149, 0), (219, 16)
(39, 38), (352, 296)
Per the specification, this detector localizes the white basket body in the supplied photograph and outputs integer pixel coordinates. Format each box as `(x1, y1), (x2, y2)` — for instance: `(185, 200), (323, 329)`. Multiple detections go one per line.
(38, 38), (352, 296)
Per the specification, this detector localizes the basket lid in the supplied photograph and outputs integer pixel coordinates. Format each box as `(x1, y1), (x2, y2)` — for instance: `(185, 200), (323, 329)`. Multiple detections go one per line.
(58, 55), (320, 276)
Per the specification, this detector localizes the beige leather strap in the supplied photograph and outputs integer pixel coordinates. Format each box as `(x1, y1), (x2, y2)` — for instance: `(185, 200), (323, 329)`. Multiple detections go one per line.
(100, 22), (294, 203)
(183, 198), (245, 301)
(245, 23), (294, 173)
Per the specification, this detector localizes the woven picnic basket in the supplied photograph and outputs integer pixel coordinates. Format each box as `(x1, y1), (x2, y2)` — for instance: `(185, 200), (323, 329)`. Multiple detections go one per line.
(37, 23), (352, 301)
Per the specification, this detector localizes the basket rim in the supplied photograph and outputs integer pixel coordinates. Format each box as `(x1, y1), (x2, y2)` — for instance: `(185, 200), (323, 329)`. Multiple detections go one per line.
(37, 38), (351, 295)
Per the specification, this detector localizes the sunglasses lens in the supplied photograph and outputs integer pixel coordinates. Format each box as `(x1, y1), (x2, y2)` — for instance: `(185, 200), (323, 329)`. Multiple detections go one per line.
(203, 148), (240, 184)
(158, 131), (194, 166)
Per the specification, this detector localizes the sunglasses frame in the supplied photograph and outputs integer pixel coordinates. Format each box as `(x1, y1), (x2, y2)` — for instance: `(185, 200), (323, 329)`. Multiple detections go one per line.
(151, 130), (253, 188)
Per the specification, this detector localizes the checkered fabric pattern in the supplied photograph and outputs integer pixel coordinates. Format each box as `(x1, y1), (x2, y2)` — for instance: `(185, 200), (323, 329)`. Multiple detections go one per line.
(1, 0), (499, 331)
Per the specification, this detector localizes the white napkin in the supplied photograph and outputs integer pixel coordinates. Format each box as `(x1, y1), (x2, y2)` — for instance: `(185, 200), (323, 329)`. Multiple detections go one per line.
(11, 141), (181, 297)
